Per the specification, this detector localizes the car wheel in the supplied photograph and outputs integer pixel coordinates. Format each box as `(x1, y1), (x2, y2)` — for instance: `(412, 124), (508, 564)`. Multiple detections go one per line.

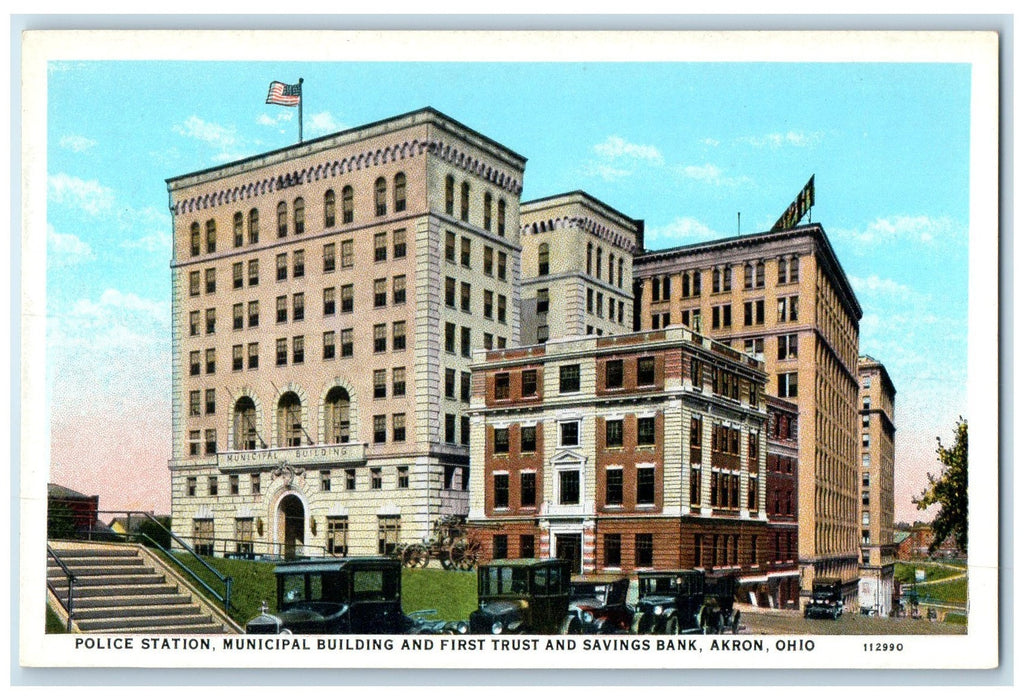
(664, 615), (679, 635)
(697, 606), (711, 634)
(559, 615), (581, 635)
(630, 612), (647, 635)
(731, 611), (741, 634)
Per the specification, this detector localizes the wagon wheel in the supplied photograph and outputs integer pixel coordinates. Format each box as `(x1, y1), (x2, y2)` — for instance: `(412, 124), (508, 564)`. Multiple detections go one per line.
(439, 549), (456, 570)
(403, 543), (430, 569)
(448, 540), (480, 571)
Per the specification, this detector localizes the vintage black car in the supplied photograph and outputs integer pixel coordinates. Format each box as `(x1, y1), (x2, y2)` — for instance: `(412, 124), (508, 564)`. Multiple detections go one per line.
(466, 558), (577, 634)
(245, 557), (448, 634)
(632, 570), (740, 635)
(568, 575), (634, 634)
(803, 577), (844, 620)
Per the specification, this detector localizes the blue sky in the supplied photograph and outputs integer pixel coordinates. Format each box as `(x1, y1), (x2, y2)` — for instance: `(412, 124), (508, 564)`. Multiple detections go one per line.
(44, 57), (972, 520)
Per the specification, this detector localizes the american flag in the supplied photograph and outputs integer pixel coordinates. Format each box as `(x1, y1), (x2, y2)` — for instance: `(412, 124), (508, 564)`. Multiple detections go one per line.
(266, 81), (302, 107)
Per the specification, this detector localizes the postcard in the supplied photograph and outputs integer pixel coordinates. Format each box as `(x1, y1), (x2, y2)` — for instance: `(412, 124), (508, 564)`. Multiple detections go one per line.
(18, 27), (1000, 675)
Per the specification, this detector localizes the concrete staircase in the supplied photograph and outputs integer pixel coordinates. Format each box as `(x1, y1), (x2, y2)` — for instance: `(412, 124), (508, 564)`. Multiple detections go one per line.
(47, 542), (240, 634)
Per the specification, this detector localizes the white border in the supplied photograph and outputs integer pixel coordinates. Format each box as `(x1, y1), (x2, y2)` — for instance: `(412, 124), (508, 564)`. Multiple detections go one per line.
(18, 28), (1000, 672)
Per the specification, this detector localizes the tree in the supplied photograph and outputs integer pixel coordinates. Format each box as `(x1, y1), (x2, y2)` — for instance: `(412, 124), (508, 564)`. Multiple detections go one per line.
(914, 417), (968, 553)
(47, 501), (77, 539)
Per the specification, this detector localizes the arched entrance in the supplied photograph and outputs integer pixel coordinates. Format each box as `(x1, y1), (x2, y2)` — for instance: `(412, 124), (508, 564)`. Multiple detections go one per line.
(277, 494), (305, 559)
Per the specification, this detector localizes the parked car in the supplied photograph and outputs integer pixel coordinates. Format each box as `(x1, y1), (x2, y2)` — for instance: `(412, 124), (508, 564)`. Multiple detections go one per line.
(465, 558), (577, 634)
(632, 570), (740, 634)
(803, 577), (844, 620)
(568, 575), (634, 634)
(245, 557), (452, 634)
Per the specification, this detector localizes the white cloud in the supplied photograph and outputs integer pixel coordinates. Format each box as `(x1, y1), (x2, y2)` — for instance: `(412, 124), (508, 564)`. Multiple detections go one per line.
(59, 134), (96, 153)
(593, 135), (664, 165)
(673, 163), (751, 187)
(833, 215), (960, 247)
(700, 137), (720, 147)
(172, 115), (242, 158)
(306, 111), (346, 136)
(849, 274), (918, 299)
(121, 231), (172, 253)
(581, 162), (632, 182)
(47, 224), (95, 265)
(738, 131), (823, 149)
(644, 216), (726, 247)
(48, 172), (115, 216)
(53, 289), (169, 359)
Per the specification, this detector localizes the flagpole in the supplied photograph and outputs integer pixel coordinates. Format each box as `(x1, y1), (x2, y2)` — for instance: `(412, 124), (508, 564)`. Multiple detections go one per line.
(298, 78), (304, 144)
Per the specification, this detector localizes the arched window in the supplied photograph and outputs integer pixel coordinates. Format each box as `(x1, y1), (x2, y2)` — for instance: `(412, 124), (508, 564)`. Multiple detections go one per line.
(233, 397), (259, 450)
(233, 212), (244, 247)
(248, 208), (259, 244)
(324, 190), (336, 228)
(483, 192), (492, 231)
(277, 201), (288, 238)
(497, 199), (506, 236)
(205, 219), (216, 253)
(445, 175), (455, 215)
(342, 186), (354, 224)
(393, 173), (406, 213)
(460, 181), (470, 222)
(190, 222), (201, 256)
(324, 387), (351, 444)
(277, 392), (304, 447)
(652, 277), (661, 302)
(293, 197), (305, 235)
(375, 177), (387, 216)
(538, 243), (550, 277)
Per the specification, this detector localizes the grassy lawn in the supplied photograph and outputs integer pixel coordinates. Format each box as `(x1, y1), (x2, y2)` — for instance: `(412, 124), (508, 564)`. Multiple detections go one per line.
(152, 551), (478, 625)
(46, 605), (68, 633)
(912, 578), (968, 606)
(895, 561), (964, 584)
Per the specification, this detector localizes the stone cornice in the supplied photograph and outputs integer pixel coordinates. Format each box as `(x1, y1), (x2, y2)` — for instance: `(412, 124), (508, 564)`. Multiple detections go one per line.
(520, 214), (639, 254)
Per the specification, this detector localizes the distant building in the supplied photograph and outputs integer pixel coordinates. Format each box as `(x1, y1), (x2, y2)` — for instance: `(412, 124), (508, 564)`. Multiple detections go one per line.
(519, 191), (642, 344)
(468, 326), (779, 584)
(633, 224), (863, 608)
(760, 395), (800, 608)
(857, 356), (897, 616)
(897, 523), (965, 561)
(47, 483), (102, 536)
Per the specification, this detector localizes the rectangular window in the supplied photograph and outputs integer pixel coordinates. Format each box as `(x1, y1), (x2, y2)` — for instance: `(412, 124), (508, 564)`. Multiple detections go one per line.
(637, 357), (656, 386)
(340, 239), (354, 268)
(276, 253), (287, 281)
(393, 413), (406, 442)
(445, 414), (456, 443)
(276, 338), (287, 366)
(605, 467), (623, 505)
(374, 369), (388, 399)
(635, 534), (654, 568)
(340, 329), (353, 358)
(605, 419), (623, 448)
(445, 368), (456, 398)
(374, 278), (387, 308)
(778, 333), (798, 360)
(393, 229), (406, 259)
(497, 251), (507, 281)
(397, 466), (409, 489)
(205, 429), (217, 456)
(460, 326), (471, 358)
(189, 390), (200, 416)
(559, 470), (580, 505)
(192, 519), (214, 556)
(276, 295), (287, 323)
(520, 471), (536, 507)
(378, 515), (400, 556)
(189, 270), (201, 297)
(637, 416), (656, 446)
(345, 468), (356, 490)
(560, 365), (581, 393)
(494, 473), (510, 509)
(205, 348), (216, 374)
(494, 373), (510, 400)
(778, 372), (798, 398)
(323, 331), (336, 360)
(189, 310), (200, 336)
(461, 372), (471, 403)
(205, 221), (216, 252)
(327, 517), (348, 556)
(484, 246), (494, 276)
(232, 344), (244, 371)
(483, 289), (493, 318)
(605, 360), (624, 389)
(292, 335), (304, 364)
(445, 323), (456, 354)
(497, 295), (507, 324)
(393, 367), (406, 397)
(340, 284), (353, 313)
(637, 467), (655, 505)
(205, 388), (216, 414)
(604, 534), (622, 568)
(461, 282), (472, 313)
(374, 324), (387, 353)
(292, 250), (305, 278)
(320, 470), (332, 492)
(493, 427), (510, 454)
(520, 425), (537, 453)
(232, 261), (244, 289)
(559, 421), (580, 447)
(493, 534), (509, 559)
(248, 300), (259, 327)
(247, 342), (259, 369)
(520, 534), (535, 559)
(373, 415), (387, 444)
(248, 259), (259, 286)
(232, 303), (243, 330)
(461, 237), (471, 267)
(292, 292), (304, 321)
(521, 369), (538, 398)
(374, 232), (387, 262)
(445, 231), (456, 262)
(393, 275), (406, 305)
(323, 243), (336, 272)
(204, 268), (216, 294)
(323, 287), (336, 316)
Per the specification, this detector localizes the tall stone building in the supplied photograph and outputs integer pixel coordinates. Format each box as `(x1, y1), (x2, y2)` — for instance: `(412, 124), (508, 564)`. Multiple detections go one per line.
(166, 108), (526, 558)
(857, 355), (897, 616)
(468, 326), (783, 590)
(633, 224), (863, 607)
(519, 192), (642, 344)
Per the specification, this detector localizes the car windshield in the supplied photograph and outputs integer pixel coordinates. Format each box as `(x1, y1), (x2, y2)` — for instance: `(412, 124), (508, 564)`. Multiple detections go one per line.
(481, 566), (530, 596)
(280, 572), (347, 604)
(352, 568), (399, 601)
(571, 583), (609, 602)
(640, 576), (679, 596)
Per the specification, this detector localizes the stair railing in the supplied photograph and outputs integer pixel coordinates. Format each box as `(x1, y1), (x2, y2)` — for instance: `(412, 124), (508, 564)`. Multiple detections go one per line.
(46, 545), (76, 632)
